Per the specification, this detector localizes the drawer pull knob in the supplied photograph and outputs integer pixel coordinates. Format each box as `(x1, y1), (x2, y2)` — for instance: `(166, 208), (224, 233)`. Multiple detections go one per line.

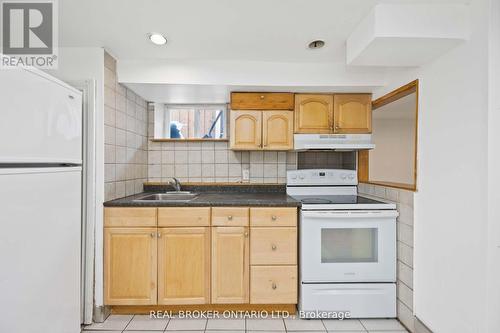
(157, 232), (161, 238)
(271, 244), (277, 251)
(244, 231), (249, 237)
(228, 215), (233, 220)
(150, 232), (155, 238)
(271, 215), (277, 221)
(272, 282), (277, 290)
(260, 95), (265, 99)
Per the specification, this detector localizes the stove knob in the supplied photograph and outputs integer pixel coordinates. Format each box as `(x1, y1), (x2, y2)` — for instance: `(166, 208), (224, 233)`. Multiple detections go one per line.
(299, 174), (305, 180)
(340, 174), (347, 180)
(291, 174), (297, 180)
(348, 174), (355, 180)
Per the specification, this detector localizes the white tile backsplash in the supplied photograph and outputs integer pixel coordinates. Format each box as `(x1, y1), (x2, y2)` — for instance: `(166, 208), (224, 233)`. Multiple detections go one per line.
(104, 52), (148, 201)
(358, 183), (415, 332)
(145, 103), (298, 184)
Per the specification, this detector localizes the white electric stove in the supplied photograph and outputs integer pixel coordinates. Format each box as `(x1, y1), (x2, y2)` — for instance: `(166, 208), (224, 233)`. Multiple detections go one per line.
(286, 169), (398, 318)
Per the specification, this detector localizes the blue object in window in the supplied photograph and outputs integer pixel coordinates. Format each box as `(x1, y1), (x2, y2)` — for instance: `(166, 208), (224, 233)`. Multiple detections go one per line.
(170, 121), (183, 139)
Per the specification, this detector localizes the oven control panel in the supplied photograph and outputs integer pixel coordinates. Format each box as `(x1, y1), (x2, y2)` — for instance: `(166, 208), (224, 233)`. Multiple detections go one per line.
(287, 169), (357, 186)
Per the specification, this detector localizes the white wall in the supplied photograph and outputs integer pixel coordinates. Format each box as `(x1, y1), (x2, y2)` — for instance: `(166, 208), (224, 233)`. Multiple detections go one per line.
(372, 1), (490, 332)
(370, 117), (415, 185)
(47, 47), (106, 307)
(487, 0), (500, 331)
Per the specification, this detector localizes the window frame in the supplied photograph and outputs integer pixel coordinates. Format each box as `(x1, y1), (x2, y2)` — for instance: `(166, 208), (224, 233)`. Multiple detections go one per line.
(358, 80), (419, 192)
(152, 103), (229, 142)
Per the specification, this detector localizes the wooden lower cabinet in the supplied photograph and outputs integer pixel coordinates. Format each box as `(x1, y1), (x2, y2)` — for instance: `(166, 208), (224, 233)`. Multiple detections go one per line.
(211, 226), (249, 304)
(250, 227), (297, 265)
(157, 227), (210, 304)
(104, 227), (157, 305)
(104, 206), (297, 308)
(250, 266), (297, 304)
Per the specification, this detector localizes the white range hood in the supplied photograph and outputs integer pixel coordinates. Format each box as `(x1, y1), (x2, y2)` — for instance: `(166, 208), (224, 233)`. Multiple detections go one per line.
(294, 134), (375, 151)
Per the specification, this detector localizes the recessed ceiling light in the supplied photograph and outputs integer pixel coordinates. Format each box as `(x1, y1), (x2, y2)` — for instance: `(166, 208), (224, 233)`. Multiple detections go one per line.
(148, 33), (167, 45)
(308, 40), (325, 49)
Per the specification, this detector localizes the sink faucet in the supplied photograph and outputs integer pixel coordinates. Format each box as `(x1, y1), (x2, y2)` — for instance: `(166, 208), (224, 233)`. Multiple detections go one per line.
(169, 177), (181, 192)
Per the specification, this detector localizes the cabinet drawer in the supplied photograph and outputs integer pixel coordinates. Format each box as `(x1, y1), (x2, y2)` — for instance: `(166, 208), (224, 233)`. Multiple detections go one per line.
(212, 207), (249, 226)
(250, 266), (297, 304)
(231, 92), (294, 110)
(104, 208), (157, 227)
(251, 227), (297, 265)
(250, 207), (297, 227)
(158, 207), (210, 227)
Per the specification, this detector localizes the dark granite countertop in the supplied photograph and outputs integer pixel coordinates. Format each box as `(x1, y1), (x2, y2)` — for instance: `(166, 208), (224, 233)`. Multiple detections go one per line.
(104, 184), (301, 207)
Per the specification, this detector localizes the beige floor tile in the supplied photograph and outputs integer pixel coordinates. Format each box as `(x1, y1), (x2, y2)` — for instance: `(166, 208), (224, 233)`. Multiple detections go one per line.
(284, 317), (326, 331)
(366, 331), (408, 333)
(360, 319), (405, 331)
(246, 318), (285, 331)
(322, 319), (366, 331)
(166, 318), (207, 331)
(125, 315), (169, 331)
(84, 314), (133, 331)
(206, 318), (245, 330)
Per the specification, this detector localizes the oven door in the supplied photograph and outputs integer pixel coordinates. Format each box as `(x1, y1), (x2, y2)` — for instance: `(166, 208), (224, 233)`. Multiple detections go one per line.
(300, 210), (397, 283)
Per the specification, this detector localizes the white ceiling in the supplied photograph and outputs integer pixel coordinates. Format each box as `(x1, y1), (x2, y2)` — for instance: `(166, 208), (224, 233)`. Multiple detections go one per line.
(59, 0), (467, 63)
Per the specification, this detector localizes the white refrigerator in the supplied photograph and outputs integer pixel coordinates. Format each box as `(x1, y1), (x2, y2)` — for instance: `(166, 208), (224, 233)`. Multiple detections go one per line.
(0, 67), (83, 333)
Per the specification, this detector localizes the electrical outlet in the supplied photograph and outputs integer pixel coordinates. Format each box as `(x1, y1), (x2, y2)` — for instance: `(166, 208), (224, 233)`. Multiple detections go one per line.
(242, 169), (250, 182)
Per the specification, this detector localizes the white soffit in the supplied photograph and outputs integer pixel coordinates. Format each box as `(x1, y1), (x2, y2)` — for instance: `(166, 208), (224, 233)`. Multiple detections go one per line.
(123, 83), (382, 104)
(346, 3), (469, 67)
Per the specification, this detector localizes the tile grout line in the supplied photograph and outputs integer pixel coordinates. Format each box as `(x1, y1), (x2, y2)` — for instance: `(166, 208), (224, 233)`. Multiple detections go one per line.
(122, 314), (135, 332)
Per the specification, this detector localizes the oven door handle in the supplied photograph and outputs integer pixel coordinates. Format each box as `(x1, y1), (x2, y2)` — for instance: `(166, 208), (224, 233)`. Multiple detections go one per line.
(302, 210), (399, 219)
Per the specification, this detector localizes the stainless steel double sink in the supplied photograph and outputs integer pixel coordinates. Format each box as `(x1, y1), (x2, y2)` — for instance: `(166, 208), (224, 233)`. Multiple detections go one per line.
(133, 191), (198, 202)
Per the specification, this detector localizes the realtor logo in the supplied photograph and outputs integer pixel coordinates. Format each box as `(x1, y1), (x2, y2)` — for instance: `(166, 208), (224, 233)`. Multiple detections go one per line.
(1, 0), (58, 68)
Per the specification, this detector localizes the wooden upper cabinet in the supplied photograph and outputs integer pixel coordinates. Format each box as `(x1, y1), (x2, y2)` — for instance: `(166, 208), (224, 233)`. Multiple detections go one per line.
(231, 92), (294, 110)
(230, 110), (262, 150)
(333, 94), (372, 133)
(262, 111), (294, 150)
(104, 227), (157, 305)
(157, 227), (210, 305)
(294, 94), (334, 133)
(211, 226), (249, 304)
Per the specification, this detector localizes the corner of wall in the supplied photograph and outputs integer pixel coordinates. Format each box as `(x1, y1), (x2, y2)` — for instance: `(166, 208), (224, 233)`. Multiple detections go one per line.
(358, 183), (415, 332)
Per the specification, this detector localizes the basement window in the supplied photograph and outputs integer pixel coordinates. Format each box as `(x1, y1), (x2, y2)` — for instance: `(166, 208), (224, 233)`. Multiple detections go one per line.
(153, 104), (227, 141)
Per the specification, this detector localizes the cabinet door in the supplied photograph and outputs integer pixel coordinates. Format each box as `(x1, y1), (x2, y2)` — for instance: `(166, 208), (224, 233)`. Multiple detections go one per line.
(333, 94), (372, 133)
(211, 227), (249, 303)
(262, 111), (294, 150)
(294, 94), (333, 133)
(158, 227), (210, 304)
(230, 110), (262, 150)
(104, 228), (157, 305)
(231, 92), (294, 110)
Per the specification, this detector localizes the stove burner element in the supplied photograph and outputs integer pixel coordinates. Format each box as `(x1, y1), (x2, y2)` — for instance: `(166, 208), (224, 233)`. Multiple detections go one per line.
(300, 198), (333, 204)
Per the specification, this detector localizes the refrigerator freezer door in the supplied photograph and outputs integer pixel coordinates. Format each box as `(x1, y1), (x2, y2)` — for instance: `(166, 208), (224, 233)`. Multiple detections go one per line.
(0, 68), (82, 164)
(0, 167), (81, 333)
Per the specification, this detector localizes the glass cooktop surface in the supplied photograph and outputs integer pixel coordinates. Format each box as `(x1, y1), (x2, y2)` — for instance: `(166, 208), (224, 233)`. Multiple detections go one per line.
(292, 195), (386, 205)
